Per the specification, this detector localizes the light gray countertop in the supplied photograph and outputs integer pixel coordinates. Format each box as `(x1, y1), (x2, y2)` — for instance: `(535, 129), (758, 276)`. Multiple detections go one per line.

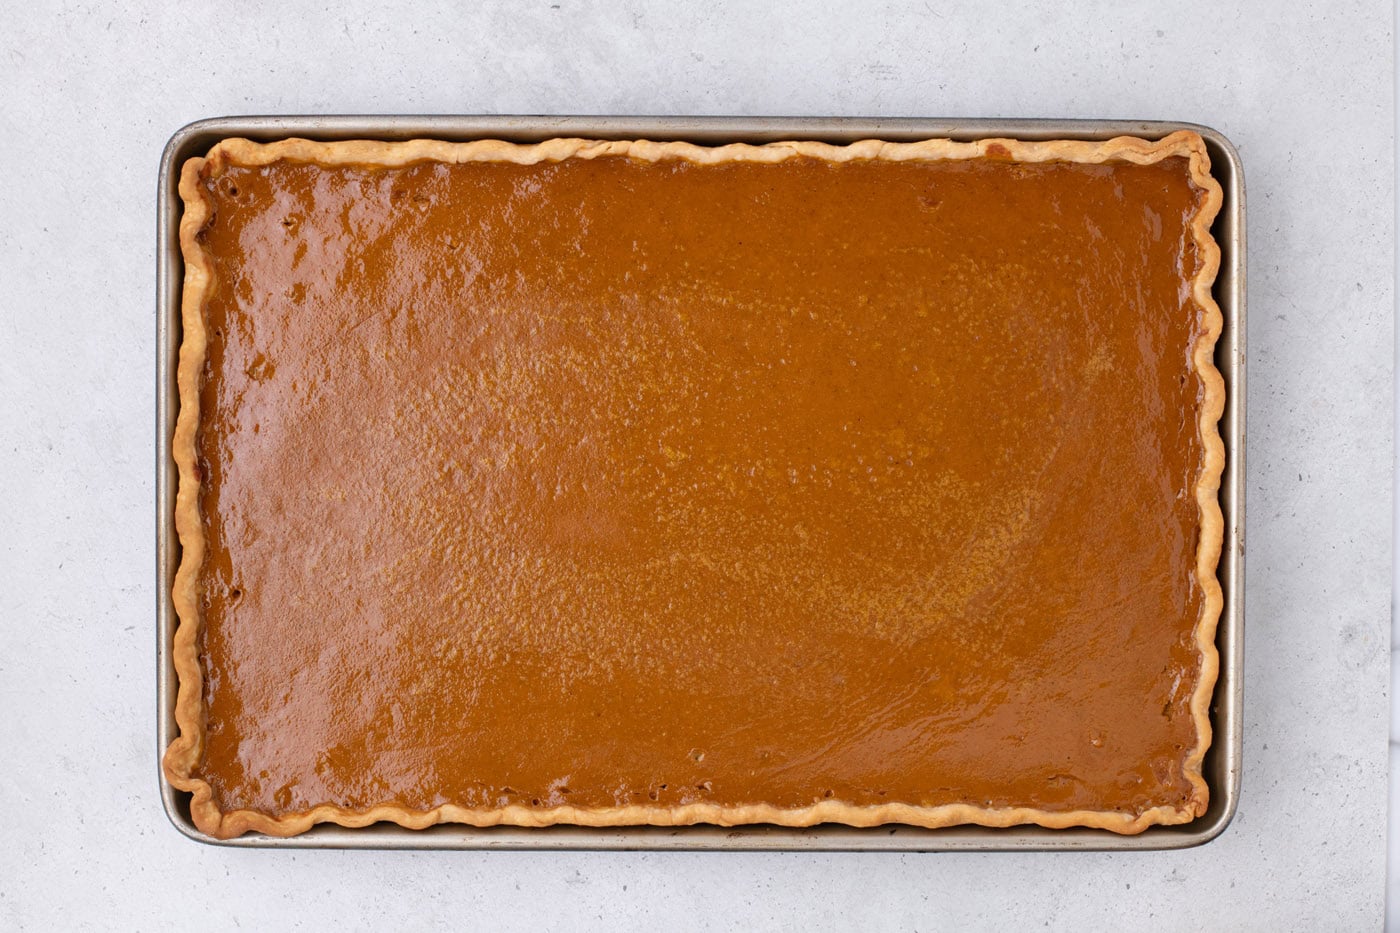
(1, 1), (1392, 928)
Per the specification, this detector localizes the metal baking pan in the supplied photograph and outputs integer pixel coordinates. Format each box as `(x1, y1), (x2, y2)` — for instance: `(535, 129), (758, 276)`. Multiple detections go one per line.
(157, 115), (1245, 850)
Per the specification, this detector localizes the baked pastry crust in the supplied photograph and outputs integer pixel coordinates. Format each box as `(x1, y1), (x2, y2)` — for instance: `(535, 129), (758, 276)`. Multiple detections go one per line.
(164, 131), (1225, 839)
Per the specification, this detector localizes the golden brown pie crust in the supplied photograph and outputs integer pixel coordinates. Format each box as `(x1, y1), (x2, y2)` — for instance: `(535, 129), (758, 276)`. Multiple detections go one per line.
(164, 132), (1225, 839)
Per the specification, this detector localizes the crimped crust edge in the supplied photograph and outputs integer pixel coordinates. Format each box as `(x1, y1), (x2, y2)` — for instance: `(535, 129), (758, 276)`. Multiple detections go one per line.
(163, 131), (1225, 840)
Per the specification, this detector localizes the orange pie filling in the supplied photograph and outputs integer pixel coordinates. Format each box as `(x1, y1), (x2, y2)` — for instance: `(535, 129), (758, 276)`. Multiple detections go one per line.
(165, 135), (1224, 838)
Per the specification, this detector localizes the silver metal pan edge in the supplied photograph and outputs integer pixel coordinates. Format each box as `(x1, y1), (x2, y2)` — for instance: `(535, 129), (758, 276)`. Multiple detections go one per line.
(156, 115), (1245, 851)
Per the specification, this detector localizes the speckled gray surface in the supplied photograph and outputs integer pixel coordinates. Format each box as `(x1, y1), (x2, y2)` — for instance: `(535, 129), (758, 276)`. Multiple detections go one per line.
(0, 1), (1392, 929)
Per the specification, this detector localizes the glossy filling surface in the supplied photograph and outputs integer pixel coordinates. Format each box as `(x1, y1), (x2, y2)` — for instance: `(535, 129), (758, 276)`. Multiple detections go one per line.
(193, 152), (1208, 819)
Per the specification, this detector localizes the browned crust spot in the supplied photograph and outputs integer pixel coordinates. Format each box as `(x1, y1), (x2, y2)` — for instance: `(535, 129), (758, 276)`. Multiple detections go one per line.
(163, 131), (1225, 840)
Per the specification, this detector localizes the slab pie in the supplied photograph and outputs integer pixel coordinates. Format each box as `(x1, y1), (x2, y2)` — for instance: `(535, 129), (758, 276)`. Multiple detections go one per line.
(163, 132), (1225, 839)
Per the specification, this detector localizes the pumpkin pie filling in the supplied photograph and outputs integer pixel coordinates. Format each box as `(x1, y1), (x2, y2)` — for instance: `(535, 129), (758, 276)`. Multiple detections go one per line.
(164, 134), (1224, 838)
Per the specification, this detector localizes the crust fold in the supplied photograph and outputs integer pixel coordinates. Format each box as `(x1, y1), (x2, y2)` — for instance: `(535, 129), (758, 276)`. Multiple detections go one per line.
(163, 131), (1225, 839)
